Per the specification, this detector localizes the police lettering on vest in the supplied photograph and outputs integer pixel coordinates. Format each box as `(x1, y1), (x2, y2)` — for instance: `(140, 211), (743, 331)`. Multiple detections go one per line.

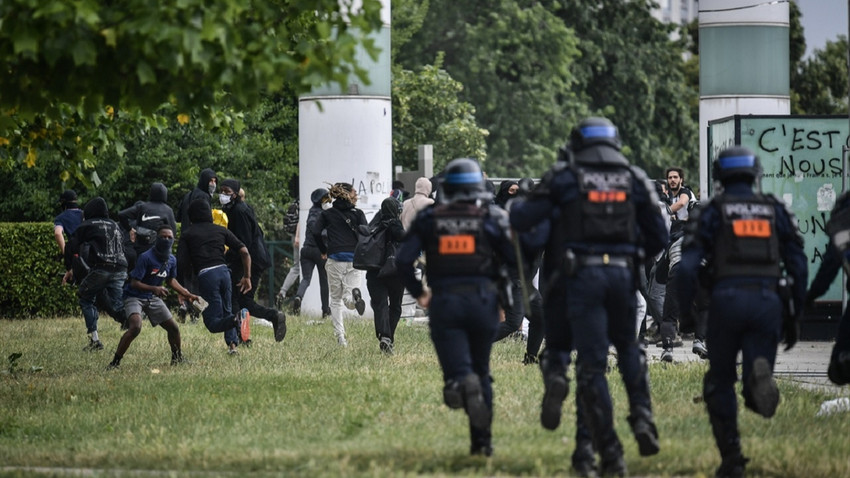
(712, 195), (780, 279)
(425, 203), (495, 279)
(562, 165), (637, 244)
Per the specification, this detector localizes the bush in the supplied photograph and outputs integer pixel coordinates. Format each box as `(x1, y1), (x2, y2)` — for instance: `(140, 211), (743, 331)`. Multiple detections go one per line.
(0, 223), (78, 318)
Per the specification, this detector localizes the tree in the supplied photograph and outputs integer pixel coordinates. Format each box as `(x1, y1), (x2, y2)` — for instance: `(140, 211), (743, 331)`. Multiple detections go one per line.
(396, 0), (586, 177)
(0, 0), (383, 180)
(794, 37), (849, 115)
(392, 56), (488, 173)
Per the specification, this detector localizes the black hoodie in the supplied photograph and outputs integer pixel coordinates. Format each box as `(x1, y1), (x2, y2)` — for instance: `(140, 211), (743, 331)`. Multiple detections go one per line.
(312, 198), (367, 256)
(64, 197), (127, 271)
(118, 182), (177, 248)
(177, 168), (217, 228)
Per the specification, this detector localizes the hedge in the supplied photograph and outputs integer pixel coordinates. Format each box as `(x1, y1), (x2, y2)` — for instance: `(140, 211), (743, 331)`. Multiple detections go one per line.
(0, 223), (296, 319)
(0, 223), (78, 318)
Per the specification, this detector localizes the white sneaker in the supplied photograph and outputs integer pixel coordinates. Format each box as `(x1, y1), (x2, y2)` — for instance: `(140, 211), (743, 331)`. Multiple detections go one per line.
(337, 336), (348, 347)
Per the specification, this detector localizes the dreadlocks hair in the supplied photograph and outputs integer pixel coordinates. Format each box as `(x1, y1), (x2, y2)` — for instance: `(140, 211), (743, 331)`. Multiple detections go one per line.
(327, 182), (355, 201)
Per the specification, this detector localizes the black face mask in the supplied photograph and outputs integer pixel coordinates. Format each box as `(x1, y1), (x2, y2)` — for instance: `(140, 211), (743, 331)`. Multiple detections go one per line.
(154, 237), (174, 261)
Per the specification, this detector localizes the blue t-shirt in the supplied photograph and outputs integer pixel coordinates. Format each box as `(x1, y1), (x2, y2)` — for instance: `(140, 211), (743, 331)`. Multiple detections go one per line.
(54, 208), (83, 236)
(124, 248), (177, 299)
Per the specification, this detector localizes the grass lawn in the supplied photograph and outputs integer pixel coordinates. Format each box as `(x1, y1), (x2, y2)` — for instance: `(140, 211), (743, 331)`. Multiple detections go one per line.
(1, 313), (848, 477)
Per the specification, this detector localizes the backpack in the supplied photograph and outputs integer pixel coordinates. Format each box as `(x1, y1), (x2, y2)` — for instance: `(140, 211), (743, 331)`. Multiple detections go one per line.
(353, 225), (388, 271)
(283, 200), (299, 236)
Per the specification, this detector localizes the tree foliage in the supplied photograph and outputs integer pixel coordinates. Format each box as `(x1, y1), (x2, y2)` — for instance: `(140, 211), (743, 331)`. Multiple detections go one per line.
(793, 37), (849, 115)
(0, 0), (382, 181)
(395, 0), (696, 179)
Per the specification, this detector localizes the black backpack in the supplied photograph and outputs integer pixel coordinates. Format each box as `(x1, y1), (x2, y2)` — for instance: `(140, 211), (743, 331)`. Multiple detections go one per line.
(283, 200), (299, 236)
(353, 225), (388, 271)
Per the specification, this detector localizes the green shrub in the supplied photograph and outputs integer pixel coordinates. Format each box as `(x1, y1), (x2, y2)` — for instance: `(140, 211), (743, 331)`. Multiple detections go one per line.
(0, 223), (78, 318)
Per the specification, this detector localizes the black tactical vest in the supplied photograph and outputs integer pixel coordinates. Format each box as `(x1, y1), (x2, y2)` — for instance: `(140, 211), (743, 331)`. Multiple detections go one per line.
(712, 194), (781, 279)
(561, 165), (637, 245)
(425, 203), (495, 280)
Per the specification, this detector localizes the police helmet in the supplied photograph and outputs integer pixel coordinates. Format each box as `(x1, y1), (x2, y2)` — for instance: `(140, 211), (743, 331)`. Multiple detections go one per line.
(713, 146), (762, 184)
(439, 158), (490, 203)
(569, 117), (621, 153)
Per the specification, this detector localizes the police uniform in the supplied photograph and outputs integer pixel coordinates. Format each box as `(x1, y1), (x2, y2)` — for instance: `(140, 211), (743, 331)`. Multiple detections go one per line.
(511, 118), (668, 476)
(807, 192), (850, 385)
(677, 146), (807, 478)
(396, 158), (516, 456)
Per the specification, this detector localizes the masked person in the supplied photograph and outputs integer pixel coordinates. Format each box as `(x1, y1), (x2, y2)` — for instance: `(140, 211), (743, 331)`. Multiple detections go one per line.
(109, 225), (198, 369)
(219, 179), (287, 343)
(63, 197), (129, 351)
(366, 196), (406, 354)
(177, 199), (252, 355)
(677, 146), (807, 478)
(510, 117), (668, 476)
(311, 182), (368, 346)
(176, 168), (218, 322)
(289, 188), (332, 317)
(397, 158), (516, 456)
(118, 182), (178, 272)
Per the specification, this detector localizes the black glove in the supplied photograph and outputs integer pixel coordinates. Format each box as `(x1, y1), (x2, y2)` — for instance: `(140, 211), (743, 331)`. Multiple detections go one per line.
(782, 315), (799, 352)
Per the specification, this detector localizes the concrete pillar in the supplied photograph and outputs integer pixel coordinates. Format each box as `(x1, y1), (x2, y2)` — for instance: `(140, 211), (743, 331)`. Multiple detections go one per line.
(698, 0), (790, 197)
(298, 0), (391, 318)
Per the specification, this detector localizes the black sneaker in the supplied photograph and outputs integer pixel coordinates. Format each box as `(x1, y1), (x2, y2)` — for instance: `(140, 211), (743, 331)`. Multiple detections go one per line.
(660, 348), (674, 363)
(177, 305), (188, 324)
(83, 338), (104, 352)
(273, 311), (287, 343)
(540, 373), (569, 430)
(106, 360), (120, 370)
(352, 288), (366, 316)
(748, 357), (779, 418)
(171, 351), (187, 365)
(292, 296), (302, 316)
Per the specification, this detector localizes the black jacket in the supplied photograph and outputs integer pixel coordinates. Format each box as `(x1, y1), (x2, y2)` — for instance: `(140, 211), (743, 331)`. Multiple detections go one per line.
(118, 182), (177, 248)
(64, 197), (128, 272)
(222, 199), (269, 275)
(312, 200), (367, 256)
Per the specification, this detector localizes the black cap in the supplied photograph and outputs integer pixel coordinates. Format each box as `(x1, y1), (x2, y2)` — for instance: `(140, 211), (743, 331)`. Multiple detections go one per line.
(59, 190), (77, 204)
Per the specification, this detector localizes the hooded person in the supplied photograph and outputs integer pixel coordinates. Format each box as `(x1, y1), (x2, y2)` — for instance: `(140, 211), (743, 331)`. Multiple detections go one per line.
(177, 198), (258, 354)
(495, 180), (519, 209)
(118, 182), (178, 261)
(177, 168), (218, 230)
(401, 177), (436, 230)
(289, 187), (332, 316)
(366, 196), (407, 354)
(62, 197), (128, 351)
(218, 178), (287, 343)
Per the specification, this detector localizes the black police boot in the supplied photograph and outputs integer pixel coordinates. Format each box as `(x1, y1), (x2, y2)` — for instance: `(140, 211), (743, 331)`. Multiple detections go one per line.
(598, 441), (626, 478)
(539, 349), (569, 430)
(460, 374), (491, 430)
(744, 357), (779, 418)
(571, 437), (598, 478)
(627, 405), (660, 456)
(709, 413), (747, 478)
(469, 421), (493, 457)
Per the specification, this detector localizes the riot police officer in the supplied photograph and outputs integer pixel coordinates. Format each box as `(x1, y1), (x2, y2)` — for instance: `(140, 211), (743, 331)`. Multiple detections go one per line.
(511, 117), (668, 476)
(677, 146), (807, 478)
(396, 158), (516, 456)
(806, 191), (850, 385)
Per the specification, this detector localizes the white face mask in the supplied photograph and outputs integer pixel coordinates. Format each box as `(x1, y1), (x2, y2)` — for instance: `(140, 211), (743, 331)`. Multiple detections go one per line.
(219, 193), (232, 205)
(321, 201), (332, 210)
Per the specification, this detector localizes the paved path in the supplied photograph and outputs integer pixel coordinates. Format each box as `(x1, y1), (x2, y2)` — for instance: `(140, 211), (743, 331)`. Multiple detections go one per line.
(646, 340), (843, 394)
